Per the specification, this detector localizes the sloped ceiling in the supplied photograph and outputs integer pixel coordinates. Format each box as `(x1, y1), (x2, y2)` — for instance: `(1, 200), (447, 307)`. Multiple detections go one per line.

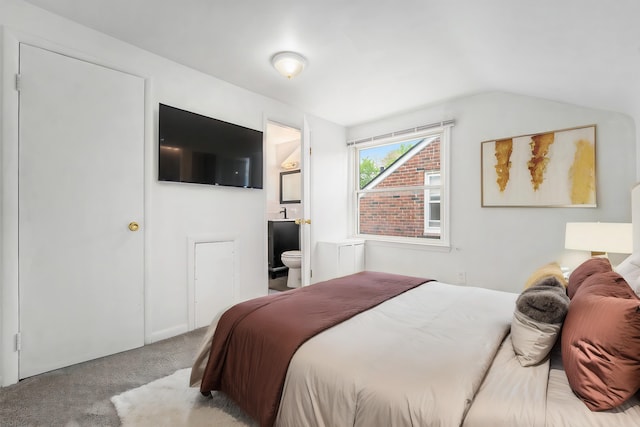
(23, 0), (640, 127)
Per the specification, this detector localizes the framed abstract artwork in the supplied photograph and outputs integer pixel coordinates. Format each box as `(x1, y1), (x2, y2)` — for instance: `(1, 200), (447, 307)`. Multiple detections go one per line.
(481, 125), (596, 207)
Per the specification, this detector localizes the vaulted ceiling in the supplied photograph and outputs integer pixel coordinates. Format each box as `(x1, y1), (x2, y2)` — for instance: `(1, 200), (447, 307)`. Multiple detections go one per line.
(24, 0), (640, 127)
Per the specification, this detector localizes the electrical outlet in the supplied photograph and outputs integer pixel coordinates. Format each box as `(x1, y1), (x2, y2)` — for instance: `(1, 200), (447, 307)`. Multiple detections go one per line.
(456, 271), (467, 285)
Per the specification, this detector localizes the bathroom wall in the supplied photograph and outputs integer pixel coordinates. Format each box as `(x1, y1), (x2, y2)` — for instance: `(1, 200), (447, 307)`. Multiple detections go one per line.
(266, 134), (302, 220)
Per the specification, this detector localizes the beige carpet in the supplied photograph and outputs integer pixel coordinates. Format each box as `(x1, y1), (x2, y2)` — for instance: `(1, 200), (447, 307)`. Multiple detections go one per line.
(111, 368), (256, 426)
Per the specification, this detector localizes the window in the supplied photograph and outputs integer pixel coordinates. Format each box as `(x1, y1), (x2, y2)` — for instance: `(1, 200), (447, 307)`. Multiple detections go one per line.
(425, 173), (441, 233)
(353, 126), (450, 246)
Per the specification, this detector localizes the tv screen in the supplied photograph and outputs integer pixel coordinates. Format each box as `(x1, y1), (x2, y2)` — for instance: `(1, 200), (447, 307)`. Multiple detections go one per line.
(158, 103), (263, 189)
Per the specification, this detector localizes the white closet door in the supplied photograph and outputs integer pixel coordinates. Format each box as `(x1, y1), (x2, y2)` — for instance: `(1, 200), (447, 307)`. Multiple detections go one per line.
(18, 44), (145, 378)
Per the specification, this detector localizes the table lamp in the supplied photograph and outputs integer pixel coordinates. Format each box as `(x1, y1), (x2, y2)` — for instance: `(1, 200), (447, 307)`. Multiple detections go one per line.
(565, 222), (633, 256)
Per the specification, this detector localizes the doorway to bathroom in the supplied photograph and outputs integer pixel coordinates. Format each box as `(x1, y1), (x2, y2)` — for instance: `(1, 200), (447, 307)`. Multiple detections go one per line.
(265, 121), (304, 293)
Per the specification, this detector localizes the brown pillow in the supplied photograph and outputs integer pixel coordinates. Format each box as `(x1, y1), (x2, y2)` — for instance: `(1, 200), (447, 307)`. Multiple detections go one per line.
(524, 262), (568, 289)
(567, 257), (612, 299)
(562, 271), (640, 411)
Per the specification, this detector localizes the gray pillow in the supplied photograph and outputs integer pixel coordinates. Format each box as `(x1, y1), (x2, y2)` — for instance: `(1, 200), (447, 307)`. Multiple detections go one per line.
(516, 276), (569, 324)
(511, 276), (570, 366)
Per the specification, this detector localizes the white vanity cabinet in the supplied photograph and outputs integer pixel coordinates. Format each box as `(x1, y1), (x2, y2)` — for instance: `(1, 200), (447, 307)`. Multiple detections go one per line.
(314, 239), (365, 282)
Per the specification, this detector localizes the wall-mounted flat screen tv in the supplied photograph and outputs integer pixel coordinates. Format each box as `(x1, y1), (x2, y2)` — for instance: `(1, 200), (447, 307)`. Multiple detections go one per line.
(158, 103), (263, 189)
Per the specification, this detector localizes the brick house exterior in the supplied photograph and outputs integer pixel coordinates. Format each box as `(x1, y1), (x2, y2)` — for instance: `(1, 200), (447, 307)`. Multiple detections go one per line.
(359, 138), (441, 238)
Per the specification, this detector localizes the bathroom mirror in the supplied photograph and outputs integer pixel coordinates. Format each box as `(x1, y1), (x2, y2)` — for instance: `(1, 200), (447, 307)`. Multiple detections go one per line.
(280, 170), (301, 204)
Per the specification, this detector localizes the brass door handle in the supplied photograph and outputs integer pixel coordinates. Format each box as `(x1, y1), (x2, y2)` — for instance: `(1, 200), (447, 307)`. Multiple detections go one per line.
(295, 218), (311, 225)
(128, 221), (140, 232)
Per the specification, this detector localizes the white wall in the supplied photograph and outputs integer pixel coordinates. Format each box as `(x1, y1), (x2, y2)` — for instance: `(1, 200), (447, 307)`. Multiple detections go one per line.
(0, 0), (349, 385)
(348, 91), (636, 292)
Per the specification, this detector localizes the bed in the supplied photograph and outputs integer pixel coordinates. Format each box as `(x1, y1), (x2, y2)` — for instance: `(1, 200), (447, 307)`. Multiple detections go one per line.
(190, 267), (640, 427)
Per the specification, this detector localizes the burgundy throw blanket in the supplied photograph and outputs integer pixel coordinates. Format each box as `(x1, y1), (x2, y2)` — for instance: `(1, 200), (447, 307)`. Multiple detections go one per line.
(200, 271), (430, 427)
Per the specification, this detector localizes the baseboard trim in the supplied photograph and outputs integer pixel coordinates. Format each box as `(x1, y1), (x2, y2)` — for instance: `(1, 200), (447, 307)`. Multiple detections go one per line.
(148, 323), (189, 344)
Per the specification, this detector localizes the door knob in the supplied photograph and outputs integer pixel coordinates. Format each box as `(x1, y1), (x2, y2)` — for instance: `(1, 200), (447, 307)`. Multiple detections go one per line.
(128, 221), (140, 232)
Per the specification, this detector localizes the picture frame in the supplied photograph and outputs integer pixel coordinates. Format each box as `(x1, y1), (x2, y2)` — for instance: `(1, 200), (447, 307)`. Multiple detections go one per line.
(481, 125), (596, 207)
(279, 169), (301, 204)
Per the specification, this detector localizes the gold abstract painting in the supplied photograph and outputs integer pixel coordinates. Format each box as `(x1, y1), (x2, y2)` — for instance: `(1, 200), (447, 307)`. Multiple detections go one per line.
(481, 125), (596, 207)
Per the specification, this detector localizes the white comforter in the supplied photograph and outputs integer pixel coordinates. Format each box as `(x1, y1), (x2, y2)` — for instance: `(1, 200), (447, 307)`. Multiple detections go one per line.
(462, 334), (549, 427)
(275, 281), (517, 427)
(464, 334), (640, 427)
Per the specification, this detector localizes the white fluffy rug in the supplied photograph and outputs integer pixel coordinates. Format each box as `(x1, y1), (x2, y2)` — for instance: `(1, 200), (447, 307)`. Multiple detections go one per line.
(111, 368), (256, 426)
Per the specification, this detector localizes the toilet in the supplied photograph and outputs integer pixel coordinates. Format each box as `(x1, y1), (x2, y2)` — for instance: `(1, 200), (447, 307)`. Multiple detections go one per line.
(281, 250), (302, 288)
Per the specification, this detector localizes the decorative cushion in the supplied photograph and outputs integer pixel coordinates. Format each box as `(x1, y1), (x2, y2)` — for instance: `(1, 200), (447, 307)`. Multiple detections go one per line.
(562, 271), (640, 411)
(511, 311), (562, 367)
(524, 262), (568, 289)
(615, 253), (640, 295)
(567, 257), (612, 299)
(511, 276), (569, 366)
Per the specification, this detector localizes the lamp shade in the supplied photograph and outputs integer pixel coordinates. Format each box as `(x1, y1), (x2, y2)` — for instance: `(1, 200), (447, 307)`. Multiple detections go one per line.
(271, 51), (307, 79)
(565, 222), (633, 254)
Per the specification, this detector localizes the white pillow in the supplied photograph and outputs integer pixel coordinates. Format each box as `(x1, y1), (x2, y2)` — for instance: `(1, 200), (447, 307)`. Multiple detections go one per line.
(614, 254), (640, 295)
(511, 310), (561, 367)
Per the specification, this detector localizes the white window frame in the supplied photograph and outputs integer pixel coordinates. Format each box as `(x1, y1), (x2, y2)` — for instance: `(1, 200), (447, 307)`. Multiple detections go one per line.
(352, 125), (451, 247)
(424, 172), (441, 234)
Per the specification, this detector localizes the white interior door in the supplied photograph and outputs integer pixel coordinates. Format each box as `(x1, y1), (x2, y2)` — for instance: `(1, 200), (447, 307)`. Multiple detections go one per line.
(18, 44), (145, 378)
(301, 117), (312, 286)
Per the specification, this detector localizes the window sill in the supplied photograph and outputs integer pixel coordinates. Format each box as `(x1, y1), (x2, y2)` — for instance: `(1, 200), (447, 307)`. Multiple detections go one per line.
(355, 234), (451, 252)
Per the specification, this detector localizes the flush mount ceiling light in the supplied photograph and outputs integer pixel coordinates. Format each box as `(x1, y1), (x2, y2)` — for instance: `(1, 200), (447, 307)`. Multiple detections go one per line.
(271, 51), (307, 79)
